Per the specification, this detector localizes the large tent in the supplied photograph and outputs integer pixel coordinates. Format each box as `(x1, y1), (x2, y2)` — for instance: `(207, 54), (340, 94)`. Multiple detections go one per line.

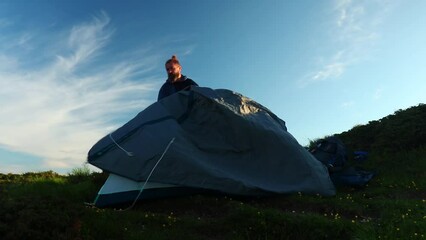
(88, 87), (335, 207)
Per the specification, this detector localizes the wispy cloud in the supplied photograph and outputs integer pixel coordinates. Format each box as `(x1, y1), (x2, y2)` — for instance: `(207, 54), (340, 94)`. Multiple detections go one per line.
(373, 87), (383, 100)
(0, 18), (12, 28)
(312, 62), (345, 81)
(299, 0), (395, 87)
(0, 12), (162, 172)
(341, 101), (355, 108)
(310, 51), (346, 82)
(58, 11), (113, 72)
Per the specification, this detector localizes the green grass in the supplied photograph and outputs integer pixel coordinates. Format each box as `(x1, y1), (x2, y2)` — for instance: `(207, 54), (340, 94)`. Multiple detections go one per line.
(1, 148), (425, 240)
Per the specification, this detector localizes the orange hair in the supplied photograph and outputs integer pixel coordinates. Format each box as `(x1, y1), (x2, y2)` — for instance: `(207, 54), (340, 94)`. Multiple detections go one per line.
(165, 55), (181, 66)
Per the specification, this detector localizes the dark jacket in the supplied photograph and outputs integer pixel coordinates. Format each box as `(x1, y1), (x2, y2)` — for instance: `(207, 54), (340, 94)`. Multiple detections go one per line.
(157, 75), (198, 101)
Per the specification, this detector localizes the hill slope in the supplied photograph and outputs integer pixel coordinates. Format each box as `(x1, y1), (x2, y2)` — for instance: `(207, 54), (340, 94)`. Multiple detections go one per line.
(336, 103), (426, 153)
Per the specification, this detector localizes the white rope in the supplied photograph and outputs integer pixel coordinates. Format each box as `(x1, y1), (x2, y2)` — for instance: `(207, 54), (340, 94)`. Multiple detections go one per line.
(119, 137), (176, 211)
(109, 133), (134, 157)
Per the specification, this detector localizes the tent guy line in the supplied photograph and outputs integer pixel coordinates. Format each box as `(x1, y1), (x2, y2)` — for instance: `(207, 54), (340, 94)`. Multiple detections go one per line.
(121, 137), (175, 211)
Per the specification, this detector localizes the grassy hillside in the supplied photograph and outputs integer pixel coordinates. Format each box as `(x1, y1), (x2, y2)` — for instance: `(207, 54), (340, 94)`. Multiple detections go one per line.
(336, 103), (426, 154)
(1, 104), (425, 239)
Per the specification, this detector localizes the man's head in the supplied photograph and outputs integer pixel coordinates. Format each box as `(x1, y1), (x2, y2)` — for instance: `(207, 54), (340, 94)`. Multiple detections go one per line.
(165, 55), (182, 82)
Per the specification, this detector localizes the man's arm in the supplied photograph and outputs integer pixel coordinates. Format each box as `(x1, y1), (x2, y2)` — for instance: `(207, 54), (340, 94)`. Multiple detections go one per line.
(157, 84), (168, 101)
(187, 78), (199, 87)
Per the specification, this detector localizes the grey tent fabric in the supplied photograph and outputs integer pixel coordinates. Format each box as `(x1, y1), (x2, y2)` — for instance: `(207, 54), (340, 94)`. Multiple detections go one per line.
(88, 87), (335, 197)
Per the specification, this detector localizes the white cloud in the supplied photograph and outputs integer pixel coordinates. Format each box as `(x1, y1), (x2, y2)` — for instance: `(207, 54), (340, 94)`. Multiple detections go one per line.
(299, 0), (395, 87)
(60, 11), (113, 72)
(341, 101), (355, 108)
(0, 12), (161, 172)
(0, 54), (19, 71)
(373, 88), (383, 100)
(334, 0), (387, 44)
(299, 51), (346, 87)
(312, 62), (345, 81)
(0, 18), (12, 28)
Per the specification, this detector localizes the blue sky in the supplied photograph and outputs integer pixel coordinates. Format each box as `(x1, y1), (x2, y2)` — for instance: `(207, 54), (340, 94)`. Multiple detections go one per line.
(1, 0), (425, 174)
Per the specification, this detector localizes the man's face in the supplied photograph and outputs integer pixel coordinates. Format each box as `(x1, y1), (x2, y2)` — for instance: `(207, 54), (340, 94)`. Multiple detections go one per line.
(166, 63), (181, 81)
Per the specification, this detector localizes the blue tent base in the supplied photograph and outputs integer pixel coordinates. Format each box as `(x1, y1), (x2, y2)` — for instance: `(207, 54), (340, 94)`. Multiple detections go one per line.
(330, 167), (375, 187)
(94, 187), (205, 208)
(93, 173), (209, 208)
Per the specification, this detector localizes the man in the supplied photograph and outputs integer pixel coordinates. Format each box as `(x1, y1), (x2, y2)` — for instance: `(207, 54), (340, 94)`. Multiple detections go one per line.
(157, 55), (199, 101)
